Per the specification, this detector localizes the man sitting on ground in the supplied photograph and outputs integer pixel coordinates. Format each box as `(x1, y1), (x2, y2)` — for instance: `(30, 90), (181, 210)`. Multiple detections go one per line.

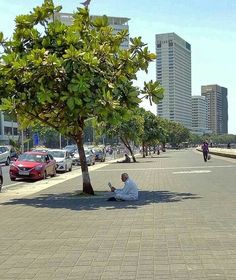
(117, 153), (131, 163)
(107, 173), (139, 201)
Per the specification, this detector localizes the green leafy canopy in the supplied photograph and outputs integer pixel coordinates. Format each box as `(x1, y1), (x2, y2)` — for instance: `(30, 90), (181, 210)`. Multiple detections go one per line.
(0, 0), (164, 140)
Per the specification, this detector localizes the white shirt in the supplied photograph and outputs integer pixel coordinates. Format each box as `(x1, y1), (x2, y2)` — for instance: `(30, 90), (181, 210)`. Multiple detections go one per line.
(115, 178), (139, 200)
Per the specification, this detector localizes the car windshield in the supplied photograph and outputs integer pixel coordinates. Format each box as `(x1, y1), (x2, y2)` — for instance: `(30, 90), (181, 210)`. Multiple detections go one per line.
(50, 151), (65, 158)
(85, 150), (91, 156)
(32, 149), (48, 152)
(18, 153), (44, 163)
(73, 150), (91, 156)
(64, 145), (76, 150)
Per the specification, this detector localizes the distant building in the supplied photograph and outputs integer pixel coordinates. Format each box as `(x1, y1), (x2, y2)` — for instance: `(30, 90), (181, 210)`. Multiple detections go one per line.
(191, 96), (209, 135)
(54, 13), (130, 49)
(201, 85), (228, 134)
(155, 32), (192, 129)
(0, 112), (18, 144)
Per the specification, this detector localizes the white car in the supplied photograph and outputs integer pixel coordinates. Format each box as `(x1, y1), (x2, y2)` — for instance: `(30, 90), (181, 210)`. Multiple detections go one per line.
(49, 149), (73, 172)
(0, 146), (11, 166)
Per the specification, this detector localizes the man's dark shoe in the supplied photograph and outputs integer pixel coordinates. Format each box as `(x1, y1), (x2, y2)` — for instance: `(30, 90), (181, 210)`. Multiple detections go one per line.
(107, 197), (117, 201)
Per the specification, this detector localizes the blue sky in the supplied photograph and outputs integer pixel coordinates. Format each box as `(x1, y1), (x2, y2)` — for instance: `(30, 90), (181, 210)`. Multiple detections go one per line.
(0, 0), (235, 134)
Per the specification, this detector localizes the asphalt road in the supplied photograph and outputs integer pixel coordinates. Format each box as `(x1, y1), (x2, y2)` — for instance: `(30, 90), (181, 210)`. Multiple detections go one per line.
(1, 149), (235, 191)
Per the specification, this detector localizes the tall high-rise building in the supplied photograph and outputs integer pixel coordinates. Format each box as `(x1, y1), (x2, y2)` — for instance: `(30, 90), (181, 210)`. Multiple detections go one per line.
(191, 95), (209, 135)
(201, 85), (228, 134)
(155, 33), (192, 129)
(54, 13), (129, 49)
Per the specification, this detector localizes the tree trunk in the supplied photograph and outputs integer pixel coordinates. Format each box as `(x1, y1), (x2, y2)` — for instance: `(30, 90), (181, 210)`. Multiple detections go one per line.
(128, 145), (136, 163)
(120, 136), (136, 162)
(76, 131), (94, 195)
(142, 142), (145, 158)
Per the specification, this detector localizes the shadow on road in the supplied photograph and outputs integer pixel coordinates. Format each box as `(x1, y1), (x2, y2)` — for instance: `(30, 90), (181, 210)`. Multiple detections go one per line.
(109, 158), (170, 164)
(1, 190), (202, 211)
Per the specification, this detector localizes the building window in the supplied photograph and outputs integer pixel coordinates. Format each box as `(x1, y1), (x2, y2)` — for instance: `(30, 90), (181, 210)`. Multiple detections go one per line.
(13, 128), (18, 135)
(4, 127), (13, 135)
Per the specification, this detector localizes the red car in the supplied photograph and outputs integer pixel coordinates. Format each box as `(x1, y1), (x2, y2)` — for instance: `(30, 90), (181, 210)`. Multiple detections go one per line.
(9, 151), (56, 181)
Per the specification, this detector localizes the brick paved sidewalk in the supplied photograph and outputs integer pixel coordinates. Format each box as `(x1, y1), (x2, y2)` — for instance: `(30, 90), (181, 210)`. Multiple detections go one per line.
(0, 150), (235, 279)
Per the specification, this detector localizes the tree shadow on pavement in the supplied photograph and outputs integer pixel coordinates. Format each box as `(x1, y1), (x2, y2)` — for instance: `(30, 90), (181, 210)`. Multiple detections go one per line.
(1, 190), (202, 211)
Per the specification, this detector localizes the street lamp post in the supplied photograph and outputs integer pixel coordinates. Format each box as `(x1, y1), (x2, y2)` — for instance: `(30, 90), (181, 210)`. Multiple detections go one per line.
(59, 133), (62, 149)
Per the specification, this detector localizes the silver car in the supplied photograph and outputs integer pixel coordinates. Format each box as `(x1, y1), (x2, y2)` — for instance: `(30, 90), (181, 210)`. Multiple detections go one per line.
(0, 146), (11, 166)
(72, 149), (95, 166)
(49, 149), (73, 172)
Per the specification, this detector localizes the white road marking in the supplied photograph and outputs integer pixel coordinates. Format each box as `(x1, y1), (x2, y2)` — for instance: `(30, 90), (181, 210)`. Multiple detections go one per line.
(95, 165), (236, 172)
(173, 170), (211, 174)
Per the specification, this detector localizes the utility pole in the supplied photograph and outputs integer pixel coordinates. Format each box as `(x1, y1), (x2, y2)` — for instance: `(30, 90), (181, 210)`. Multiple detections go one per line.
(59, 133), (62, 149)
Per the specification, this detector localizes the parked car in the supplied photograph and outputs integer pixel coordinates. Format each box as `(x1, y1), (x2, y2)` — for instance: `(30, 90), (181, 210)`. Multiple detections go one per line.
(9, 151), (56, 181)
(9, 146), (19, 161)
(3, 145), (19, 161)
(49, 149), (73, 172)
(0, 166), (3, 192)
(94, 148), (106, 162)
(63, 145), (77, 156)
(31, 147), (49, 153)
(0, 146), (11, 166)
(72, 149), (95, 166)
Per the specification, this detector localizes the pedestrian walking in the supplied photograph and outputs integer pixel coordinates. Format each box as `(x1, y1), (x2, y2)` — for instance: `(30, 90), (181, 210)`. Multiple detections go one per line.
(202, 141), (209, 162)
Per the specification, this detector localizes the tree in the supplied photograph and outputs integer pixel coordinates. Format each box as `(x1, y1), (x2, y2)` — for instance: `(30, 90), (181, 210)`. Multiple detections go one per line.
(141, 109), (167, 157)
(101, 110), (144, 162)
(166, 121), (190, 147)
(189, 133), (202, 145)
(0, 0), (163, 194)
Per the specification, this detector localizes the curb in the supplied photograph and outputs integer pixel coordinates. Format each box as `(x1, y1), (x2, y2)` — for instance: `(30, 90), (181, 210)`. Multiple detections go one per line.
(196, 148), (236, 159)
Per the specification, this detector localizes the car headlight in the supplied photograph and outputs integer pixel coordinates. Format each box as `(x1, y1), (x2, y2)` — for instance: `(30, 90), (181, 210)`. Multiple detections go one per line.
(35, 165), (43, 171)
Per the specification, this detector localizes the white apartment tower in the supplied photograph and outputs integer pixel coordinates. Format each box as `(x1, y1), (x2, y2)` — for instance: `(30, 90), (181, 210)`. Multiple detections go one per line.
(191, 96), (208, 135)
(156, 33), (192, 129)
(54, 13), (129, 49)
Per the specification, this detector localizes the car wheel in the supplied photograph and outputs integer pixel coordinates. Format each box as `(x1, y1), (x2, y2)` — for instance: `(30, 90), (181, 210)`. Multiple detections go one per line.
(0, 178), (3, 192)
(5, 157), (10, 166)
(69, 164), (72, 171)
(10, 177), (16, 181)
